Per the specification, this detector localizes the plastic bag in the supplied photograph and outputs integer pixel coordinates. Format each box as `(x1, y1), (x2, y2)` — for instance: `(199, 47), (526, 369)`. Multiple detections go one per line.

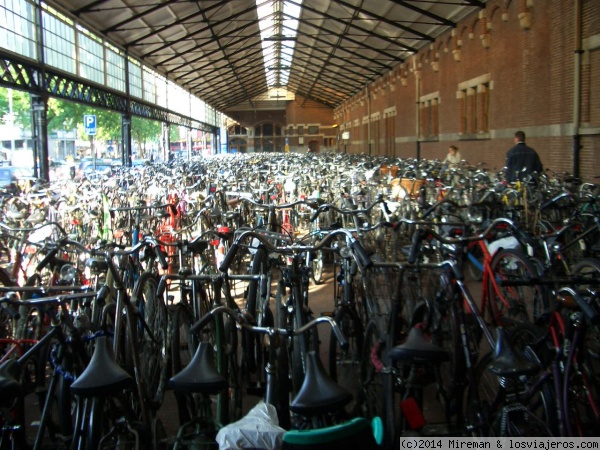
(216, 401), (286, 449)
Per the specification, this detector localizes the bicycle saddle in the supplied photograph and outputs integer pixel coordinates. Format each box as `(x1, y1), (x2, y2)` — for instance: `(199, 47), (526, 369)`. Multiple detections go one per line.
(187, 236), (209, 254)
(290, 351), (352, 415)
(388, 326), (449, 363)
(488, 328), (539, 378)
(85, 257), (109, 273)
(167, 341), (227, 394)
(70, 335), (134, 397)
(0, 360), (22, 406)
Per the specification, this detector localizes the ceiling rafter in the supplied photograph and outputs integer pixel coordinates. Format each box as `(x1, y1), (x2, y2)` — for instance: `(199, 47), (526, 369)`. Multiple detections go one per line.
(333, 0), (435, 42)
(53, 0), (487, 111)
(167, 30), (263, 79)
(140, 3), (259, 58)
(102, 0), (180, 33)
(125, 3), (226, 47)
(292, 0), (418, 54)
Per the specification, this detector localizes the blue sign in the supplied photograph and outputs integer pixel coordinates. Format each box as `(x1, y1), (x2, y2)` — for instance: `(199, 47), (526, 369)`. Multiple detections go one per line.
(84, 115), (97, 136)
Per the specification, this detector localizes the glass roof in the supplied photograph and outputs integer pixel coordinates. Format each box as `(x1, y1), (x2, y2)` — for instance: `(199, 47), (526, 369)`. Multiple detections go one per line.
(257, 0), (302, 88)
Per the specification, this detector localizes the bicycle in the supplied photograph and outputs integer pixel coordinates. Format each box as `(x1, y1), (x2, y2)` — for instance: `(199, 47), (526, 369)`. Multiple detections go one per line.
(360, 218), (553, 447)
(218, 226), (372, 427)
(0, 291), (100, 450)
(67, 237), (170, 449)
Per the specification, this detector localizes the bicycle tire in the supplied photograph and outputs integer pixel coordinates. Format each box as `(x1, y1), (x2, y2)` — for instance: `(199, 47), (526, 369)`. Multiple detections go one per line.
(244, 247), (269, 376)
(328, 306), (364, 416)
(488, 248), (546, 326)
(428, 279), (467, 425)
(571, 258), (600, 372)
(169, 303), (197, 425)
(221, 311), (242, 424)
(291, 288), (315, 396)
(470, 323), (556, 437)
(131, 272), (169, 410)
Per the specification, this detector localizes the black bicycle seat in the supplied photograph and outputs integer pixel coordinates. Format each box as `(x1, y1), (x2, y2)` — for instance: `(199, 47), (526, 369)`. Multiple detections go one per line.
(70, 335), (134, 397)
(167, 342), (227, 394)
(488, 328), (540, 378)
(388, 326), (449, 363)
(290, 351), (352, 415)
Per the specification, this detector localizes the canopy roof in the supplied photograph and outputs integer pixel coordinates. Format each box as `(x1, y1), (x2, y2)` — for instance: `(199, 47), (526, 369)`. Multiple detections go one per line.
(54, 0), (486, 112)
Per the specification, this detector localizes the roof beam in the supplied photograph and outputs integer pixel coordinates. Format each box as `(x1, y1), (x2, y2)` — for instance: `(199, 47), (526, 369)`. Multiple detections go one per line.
(102, 0), (181, 33)
(387, 0), (456, 28)
(293, 0), (418, 54)
(333, 0), (434, 41)
(140, 3), (259, 58)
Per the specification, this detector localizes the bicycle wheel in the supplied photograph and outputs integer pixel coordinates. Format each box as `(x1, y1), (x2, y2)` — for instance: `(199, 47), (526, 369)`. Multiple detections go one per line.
(571, 258), (600, 391)
(328, 306), (364, 416)
(170, 303), (197, 424)
(244, 247), (269, 376)
(469, 323), (555, 437)
(221, 311), (242, 423)
(131, 272), (169, 410)
(290, 287), (315, 396)
(488, 248), (546, 325)
(428, 277), (467, 424)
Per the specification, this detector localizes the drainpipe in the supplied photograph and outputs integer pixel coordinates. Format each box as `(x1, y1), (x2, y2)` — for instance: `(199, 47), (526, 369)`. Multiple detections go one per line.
(573, 0), (583, 178)
(413, 56), (421, 161)
(367, 85), (372, 156)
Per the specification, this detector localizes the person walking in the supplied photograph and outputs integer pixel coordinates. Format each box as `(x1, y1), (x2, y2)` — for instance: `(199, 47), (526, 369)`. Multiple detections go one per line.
(505, 130), (543, 183)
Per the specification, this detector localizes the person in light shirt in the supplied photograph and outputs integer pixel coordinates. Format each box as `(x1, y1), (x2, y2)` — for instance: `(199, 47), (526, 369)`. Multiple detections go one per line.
(442, 145), (462, 168)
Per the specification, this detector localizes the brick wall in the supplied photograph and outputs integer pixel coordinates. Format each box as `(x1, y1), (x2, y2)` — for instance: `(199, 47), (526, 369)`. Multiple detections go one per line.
(333, 0), (600, 181)
(227, 0), (600, 181)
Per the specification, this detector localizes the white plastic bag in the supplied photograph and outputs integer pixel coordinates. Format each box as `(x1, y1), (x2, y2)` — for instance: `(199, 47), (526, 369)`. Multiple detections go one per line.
(216, 401), (285, 449)
(486, 236), (521, 256)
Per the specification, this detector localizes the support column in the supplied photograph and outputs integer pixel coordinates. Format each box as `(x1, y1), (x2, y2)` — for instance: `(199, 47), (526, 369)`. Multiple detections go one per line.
(121, 113), (132, 167)
(30, 94), (49, 181)
(162, 122), (170, 162)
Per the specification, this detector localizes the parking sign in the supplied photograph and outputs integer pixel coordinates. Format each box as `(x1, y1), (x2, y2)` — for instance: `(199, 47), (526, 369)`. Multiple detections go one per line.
(84, 115), (97, 136)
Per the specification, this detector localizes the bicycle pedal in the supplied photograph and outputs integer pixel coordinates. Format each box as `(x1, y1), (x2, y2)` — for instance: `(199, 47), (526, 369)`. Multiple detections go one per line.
(320, 311), (334, 317)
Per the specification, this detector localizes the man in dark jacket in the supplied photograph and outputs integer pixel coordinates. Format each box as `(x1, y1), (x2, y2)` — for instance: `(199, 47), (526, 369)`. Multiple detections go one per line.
(505, 130), (543, 183)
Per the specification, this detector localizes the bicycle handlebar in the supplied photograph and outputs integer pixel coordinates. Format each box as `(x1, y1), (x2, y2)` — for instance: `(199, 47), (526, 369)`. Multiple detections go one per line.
(556, 287), (600, 325)
(0, 220), (68, 237)
(308, 195), (387, 223)
(189, 305), (348, 349)
(219, 228), (372, 272)
(240, 196), (320, 211)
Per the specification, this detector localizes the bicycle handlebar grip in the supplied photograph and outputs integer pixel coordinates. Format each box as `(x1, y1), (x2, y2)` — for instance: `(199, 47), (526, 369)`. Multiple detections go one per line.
(349, 240), (373, 269)
(408, 229), (426, 264)
(309, 207), (325, 223)
(382, 201), (391, 216)
(332, 323), (349, 350)
(190, 312), (214, 335)
(154, 245), (169, 271)
(36, 246), (60, 273)
(218, 243), (239, 272)
(574, 293), (600, 325)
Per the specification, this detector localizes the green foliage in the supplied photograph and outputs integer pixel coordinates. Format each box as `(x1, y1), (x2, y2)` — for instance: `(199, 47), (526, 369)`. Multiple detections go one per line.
(2, 88), (165, 158)
(131, 116), (161, 158)
(47, 99), (122, 142)
(0, 88), (32, 129)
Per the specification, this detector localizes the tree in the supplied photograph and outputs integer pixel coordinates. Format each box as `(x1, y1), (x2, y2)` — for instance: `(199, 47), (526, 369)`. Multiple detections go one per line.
(0, 88), (32, 129)
(131, 116), (161, 158)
